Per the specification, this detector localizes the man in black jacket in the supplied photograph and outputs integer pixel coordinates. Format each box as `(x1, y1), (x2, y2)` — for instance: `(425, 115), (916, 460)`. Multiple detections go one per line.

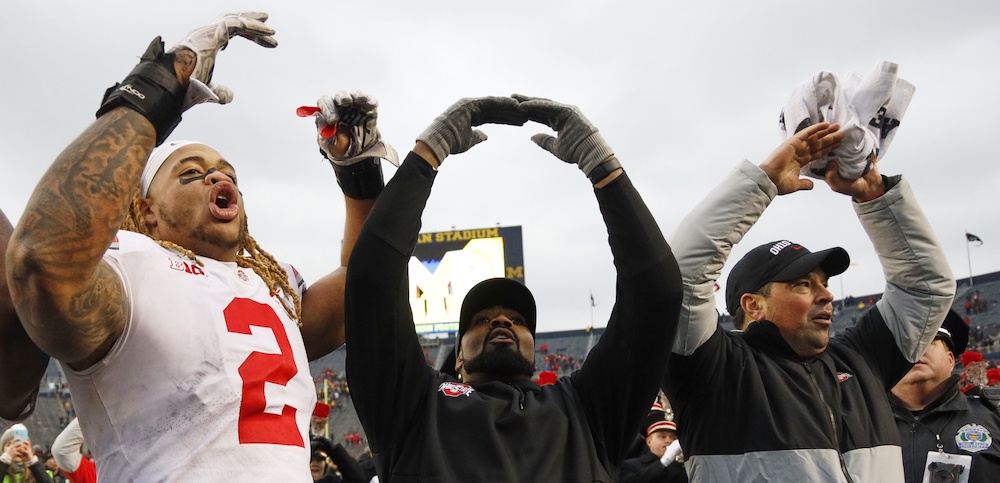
(345, 95), (682, 482)
(890, 309), (1000, 482)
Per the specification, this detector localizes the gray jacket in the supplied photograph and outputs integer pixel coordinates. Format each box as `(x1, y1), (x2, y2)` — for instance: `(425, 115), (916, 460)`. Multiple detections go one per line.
(665, 161), (955, 482)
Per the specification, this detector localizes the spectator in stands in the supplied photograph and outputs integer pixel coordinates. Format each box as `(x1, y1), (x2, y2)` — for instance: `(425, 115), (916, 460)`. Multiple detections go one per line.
(4, 13), (395, 481)
(51, 418), (96, 483)
(309, 436), (366, 483)
(619, 405), (687, 483)
(890, 309), (1000, 482)
(0, 208), (50, 421)
(345, 95), (682, 481)
(665, 121), (956, 481)
(1, 424), (53, 482)
(43, 454), (66, 483)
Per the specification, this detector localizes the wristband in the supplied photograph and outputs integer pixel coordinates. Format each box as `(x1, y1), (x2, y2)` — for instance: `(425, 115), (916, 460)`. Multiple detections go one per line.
(331, 156), (384, 200)
(588, 156), (622, 185)
(96, 37), (186, 146)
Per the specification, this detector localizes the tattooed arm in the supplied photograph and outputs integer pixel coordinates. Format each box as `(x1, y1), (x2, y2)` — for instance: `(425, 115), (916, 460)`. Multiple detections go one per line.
(6, 110), (155, 370)
(0, 208), (49, 419)
(4, 47), (195, 370)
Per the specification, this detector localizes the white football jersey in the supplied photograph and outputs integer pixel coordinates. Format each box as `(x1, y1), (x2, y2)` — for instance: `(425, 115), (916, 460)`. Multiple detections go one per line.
(62, 231), (316, 482)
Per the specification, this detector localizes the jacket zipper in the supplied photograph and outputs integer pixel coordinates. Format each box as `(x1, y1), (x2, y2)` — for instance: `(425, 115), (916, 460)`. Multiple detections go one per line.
(509, 382), (525, 410)
(803, 361), (856, 483)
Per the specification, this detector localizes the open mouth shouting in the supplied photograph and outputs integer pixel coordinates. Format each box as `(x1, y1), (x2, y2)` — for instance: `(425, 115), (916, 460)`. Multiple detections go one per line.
(486, 327), (517, 347)
(208, 182), (240, 221)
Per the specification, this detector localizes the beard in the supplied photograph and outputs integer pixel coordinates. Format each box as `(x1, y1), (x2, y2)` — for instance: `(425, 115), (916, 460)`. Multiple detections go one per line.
(159, 207), (244, 253)
(463, 345), (536, 379)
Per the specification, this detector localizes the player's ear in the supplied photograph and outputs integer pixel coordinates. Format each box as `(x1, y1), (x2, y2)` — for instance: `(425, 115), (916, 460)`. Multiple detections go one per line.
(140, 198), (157, 229)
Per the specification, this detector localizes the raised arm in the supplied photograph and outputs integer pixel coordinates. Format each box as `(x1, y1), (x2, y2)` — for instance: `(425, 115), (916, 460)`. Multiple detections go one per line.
(514, 95), (682, 464)
(345, 96), (526, 450)
(297, 91), (400, 360)
(7, 106), (157, 369)
(668, 123), (845, 355)
(5, 13), (275, 370)
(824, 164), (955, 364)
(0, 208), (49, 420)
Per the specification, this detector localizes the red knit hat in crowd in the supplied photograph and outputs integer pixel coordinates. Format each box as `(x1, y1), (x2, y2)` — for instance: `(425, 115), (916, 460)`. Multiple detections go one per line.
(313, 402), (331, 419)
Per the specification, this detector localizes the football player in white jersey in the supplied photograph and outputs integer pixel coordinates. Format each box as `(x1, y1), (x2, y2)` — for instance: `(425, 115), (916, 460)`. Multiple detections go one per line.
(6, 13), (394, 481)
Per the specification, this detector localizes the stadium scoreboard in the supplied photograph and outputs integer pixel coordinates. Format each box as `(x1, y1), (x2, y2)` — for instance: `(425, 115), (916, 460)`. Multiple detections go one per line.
(409, 225), (525, 334)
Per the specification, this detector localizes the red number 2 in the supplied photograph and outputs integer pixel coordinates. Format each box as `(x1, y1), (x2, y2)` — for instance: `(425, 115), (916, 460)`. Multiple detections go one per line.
(224, 298), (304, 447)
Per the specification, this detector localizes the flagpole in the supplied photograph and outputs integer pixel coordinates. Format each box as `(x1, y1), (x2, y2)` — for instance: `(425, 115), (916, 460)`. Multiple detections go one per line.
(966, 229), (974, 287)
(589, 292), (594, 329)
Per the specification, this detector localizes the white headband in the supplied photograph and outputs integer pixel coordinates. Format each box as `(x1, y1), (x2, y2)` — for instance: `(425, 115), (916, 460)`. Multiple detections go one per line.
(141, 140), (205, 197)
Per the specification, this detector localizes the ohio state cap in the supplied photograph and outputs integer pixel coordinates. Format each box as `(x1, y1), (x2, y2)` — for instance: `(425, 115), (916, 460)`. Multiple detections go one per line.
(725, 240), (850, 315)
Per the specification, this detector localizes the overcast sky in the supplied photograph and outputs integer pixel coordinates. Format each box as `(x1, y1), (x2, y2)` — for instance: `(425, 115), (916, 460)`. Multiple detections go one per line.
(2, 1), (998, 333)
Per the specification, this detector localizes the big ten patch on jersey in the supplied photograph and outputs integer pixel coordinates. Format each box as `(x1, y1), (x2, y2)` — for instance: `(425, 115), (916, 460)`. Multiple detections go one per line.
(169, 257), (206, 276)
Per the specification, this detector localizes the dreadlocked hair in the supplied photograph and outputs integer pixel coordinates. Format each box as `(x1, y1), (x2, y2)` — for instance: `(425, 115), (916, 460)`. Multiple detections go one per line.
(121, 192), (302, 323)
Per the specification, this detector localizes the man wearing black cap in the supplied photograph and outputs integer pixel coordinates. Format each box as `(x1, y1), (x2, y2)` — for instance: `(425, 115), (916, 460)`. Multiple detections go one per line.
(345, 95), (682, 481)
(663, 122), (956, 481)
(890, 310), (1000, 483)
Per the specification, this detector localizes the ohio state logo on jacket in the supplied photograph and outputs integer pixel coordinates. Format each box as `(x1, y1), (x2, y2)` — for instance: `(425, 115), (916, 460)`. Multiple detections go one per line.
(438, 382), (475, 397)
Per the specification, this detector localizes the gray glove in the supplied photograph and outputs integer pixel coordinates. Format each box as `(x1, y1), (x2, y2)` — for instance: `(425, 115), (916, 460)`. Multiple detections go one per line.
(514, 94), (617, 181)
(315, 90), (399, 167)
(416, 96), (527, 164)
(169, 12), (277, 106)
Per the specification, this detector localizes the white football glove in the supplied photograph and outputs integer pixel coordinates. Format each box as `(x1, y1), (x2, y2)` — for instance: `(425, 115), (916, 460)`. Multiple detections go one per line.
(169, 12), (277, 108)
(314, 90), (399, 167)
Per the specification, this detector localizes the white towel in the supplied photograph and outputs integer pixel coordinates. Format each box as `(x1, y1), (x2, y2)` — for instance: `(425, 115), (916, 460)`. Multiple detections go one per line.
(779, 71), (839, 140)
(779, 61), (914, 180)
(873, 78), (915, 158)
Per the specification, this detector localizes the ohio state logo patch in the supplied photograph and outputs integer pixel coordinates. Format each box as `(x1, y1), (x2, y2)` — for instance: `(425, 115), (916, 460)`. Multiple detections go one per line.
(955, 423), (992, 453)
(236, 269), (250, 284)
(836, 372), (853, 383)
(438, 382), (475, 398)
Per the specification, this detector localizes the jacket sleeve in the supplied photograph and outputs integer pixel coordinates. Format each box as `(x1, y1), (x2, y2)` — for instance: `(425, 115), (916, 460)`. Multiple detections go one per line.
(857, 176), (955, 363)
(345, 152), (438, 454)
(569, 172), (682, 466)
(327, 442), (368, 483)
(52, 417), (84, 472)
(667, 161), (776, 355)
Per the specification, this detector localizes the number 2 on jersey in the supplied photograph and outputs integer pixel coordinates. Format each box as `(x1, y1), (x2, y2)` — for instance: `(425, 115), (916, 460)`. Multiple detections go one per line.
(225, 298), (304, 447)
